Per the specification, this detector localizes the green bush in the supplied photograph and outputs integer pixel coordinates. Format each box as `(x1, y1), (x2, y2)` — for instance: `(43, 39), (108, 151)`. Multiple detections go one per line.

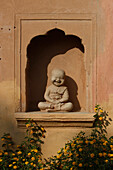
(0, 119), (46, 169)
(46, 105), (113, 170)
(0, 105), (113, 170)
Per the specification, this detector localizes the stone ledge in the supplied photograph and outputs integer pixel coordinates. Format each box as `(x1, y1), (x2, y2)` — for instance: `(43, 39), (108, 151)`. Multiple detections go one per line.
(15, 112), (95, 128)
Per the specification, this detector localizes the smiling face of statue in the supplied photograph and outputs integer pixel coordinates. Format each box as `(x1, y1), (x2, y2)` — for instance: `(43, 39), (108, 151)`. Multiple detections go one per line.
(51, 69), (65, 86)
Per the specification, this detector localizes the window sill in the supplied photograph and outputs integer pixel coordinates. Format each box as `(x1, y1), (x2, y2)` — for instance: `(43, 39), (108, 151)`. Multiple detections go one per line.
(15, 112), (95, 128)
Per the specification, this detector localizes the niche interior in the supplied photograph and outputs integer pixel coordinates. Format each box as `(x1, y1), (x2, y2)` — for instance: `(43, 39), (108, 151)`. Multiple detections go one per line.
(26, 28), (85, 112)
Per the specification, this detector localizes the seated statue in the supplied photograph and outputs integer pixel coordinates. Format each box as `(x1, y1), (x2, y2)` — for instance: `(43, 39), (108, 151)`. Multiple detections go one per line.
(38, 69), (73, 112)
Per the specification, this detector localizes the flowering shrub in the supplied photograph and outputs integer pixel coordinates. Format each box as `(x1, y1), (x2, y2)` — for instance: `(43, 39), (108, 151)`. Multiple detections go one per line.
(0, 119), (46, 169)
(46, 105), (113, 170)
(0, 105), (113, 170)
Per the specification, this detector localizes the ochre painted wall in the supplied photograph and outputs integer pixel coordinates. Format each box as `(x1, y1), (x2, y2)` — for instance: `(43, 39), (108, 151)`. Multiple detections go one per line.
(0, 0), (113, 158)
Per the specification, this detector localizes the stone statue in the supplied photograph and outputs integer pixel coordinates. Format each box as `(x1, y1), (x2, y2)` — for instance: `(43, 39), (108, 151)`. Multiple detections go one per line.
(38, 69), (73, 112)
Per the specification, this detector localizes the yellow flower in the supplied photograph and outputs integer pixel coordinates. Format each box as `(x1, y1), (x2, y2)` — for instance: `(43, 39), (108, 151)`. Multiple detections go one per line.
(9, 164), (12, 167)
(90, 153), (95, 158)
(1, 138), (5, 141)
(25, 161), (29, 165)
(76, 153), (79, 157)
(85, 140), (89, 144)
(103, 142), (106, 146)
(31, 157), (35, 161)
(41, 127), (45, 132)
(33, 164), (36, 167)
(71, 143), (76, 147)
(72, 162), (76, 165)
(103, 152), (107, 157)
(99, 153), (103, 157)
(108, 154), (113, 157)
(79, 148), (82, 152)
(94, 108), (97, 112)
(111, 148), (113, 151)
(101, 138), (105, 142)
(13, 157), (18, 160)
(38, 155), (41, 158)
(22, 159), (25, 161)
(79, 163), (82, 167)
(13, 165), (17, 169)
(99, 117), (103, 121)
(69, 153), (72, 157)
(105, 160), (108, 163)
(0, 152), (2, 156)
(108, 154), (110, 157)
(30, 130), (33, 134)
(57, 154), (62, 159)
(66, 146), (70, 150)
(64, 149), (67, 154)
(42, 134), (45, 138)
(30, 140), (34, 143)
(4, 152), (8, 155)
(8, 143), (12, 146)
(26, 124), (30, 128)
(17, 145), (20, 148)
(12, 153), (15, 156)
(93, 139), (96, 143)
(110, 145), (113, 148)
(7, 136), (11, 138)
(110, 158), (113, 160)
(30, 162), (33, 165)
(13, 162), (16, 164)
(0, 159), (2, 162)
(17, 151), (22, 155)
(57, 150), (61, 154)
(34, 149), (38, 153)
(28, 152), (31, 156)
(77, 145), (81, 148)
(100, 109), (103, 113)
(38, 159), (42, 163)
(90, 141), (94, 144)
(70, 168), (73, 170)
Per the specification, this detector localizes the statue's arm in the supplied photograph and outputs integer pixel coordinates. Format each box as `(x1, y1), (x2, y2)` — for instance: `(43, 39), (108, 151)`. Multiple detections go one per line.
(58, 88), (69, 103)
(44, 87), (53, 103)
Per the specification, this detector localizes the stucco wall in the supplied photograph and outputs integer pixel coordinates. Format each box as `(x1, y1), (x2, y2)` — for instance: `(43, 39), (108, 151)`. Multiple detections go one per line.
(0, 0), (113, 158)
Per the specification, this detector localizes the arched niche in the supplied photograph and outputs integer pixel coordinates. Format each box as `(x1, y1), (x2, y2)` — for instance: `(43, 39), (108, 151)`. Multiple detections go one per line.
(26, 28), (85, 112)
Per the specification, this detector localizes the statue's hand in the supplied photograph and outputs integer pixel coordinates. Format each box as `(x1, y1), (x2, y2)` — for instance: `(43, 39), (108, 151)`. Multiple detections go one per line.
(50, 104), (54, 109)
(52, 100), (60, 104)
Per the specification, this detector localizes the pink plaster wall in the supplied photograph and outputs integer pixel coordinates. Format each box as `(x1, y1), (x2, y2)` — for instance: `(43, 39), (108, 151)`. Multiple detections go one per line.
(97, 0), (113, 104)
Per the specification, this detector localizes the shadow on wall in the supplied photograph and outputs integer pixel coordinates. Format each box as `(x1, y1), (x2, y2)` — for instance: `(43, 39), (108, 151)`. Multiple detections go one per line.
(26, 28), (84, 112)
(65, 76), (81, 112)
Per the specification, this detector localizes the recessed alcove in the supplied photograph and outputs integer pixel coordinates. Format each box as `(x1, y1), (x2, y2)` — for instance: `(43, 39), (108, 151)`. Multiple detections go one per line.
(15, 13), (96, 127)
(26, 28), (85, 112)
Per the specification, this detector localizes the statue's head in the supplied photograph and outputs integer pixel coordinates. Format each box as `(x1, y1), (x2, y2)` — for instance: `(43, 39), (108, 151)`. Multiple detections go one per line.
(51, 69), (65, 86)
